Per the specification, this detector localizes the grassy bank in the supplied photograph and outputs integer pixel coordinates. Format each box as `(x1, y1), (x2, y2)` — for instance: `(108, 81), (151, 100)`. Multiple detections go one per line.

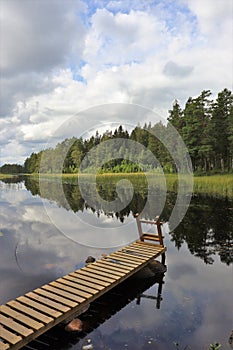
(193, 174), (233, 198)
(2, 172), (233, 199)
(61, 173), (233, 198)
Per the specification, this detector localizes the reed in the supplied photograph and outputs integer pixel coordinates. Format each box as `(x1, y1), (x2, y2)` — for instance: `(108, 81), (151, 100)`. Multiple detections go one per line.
(21, 173), (233, 199)
(193, 174), (233, 198)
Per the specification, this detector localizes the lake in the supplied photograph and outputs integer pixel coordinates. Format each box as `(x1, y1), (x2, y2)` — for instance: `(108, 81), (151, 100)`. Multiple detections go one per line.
(0, 175), (232, 350)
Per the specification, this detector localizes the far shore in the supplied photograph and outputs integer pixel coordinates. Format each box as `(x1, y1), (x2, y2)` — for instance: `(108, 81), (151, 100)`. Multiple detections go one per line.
(0, 172), (233, 198)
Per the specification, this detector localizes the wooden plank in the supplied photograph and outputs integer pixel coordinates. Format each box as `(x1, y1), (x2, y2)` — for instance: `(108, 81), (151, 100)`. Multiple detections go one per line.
(105, 257), (138, 268)
(87, 263), (125, 277)
(7, 301), (53, 325)
(26, 292), (70, 313)
(0, 305), (43, 331)
(97, 260), (133, 273)
(64, 275), (105, 291)
(99, 259), (132, 272)
(130, 244), (163, 254)
(34, 288), (77, 308)
(17, 296), (62, 319)
(115, 251), (147, 262)
(71, 271), (110, 287)
(131, 242), (162, 251)
(77, 269), (116, 283)
(135, 241), (164, 248)
(42, 285), (85, 303)
(121, 247), (154, 258)
(50, 281), (93, 299)
(57, 277), (99, 294)
(0, 327), (22, 345)
(127, 243), (158, 253)
(141, 234), (160, 242)
(0, 342), (9, 350)
(0, 314), (33, 337)
(84, 265), (120, 280)
(109, 253), (142, 265)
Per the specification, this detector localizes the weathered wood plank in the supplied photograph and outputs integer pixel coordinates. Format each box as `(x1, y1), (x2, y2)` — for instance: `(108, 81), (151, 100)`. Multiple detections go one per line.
(7, 301), (53, 325)
(64, 275), (105, 291)
(33, 288), (77, 308)
(121, 248), (154, 258)
(0, 327), (22, 345)
(50, 281), (93, 299)
(57, 277), (99, 294)
(25, 292), (70, 313)
(99, 259), (132, 272)
(42, 285), (85, 303)
(77, 269), (116, 283)
(0, 314), (33, 337)
(17, 296), (62, 319)
(135, 241), (164, 248)
(105, 258), (137, 268)
(71, 271), (111, 287)
(97, 260), (132, 274)
(0, 341), (9, 350)
(87, 263), (125, 277)
(85, 265), (121, 280)
(0, 305), (43, 331)
(109, 253), (141, 265)
(115, 251), (147, 262)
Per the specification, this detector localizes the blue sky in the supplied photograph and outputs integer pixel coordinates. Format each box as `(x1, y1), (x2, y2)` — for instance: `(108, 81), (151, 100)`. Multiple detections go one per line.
(0, 0), (232, 164)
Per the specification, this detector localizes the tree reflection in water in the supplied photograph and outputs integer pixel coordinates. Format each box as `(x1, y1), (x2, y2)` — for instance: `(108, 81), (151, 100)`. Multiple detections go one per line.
(19, 176), (233, 266)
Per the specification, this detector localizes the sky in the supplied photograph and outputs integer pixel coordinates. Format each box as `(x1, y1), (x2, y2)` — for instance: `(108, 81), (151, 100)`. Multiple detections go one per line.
(0, 0), (232, 165)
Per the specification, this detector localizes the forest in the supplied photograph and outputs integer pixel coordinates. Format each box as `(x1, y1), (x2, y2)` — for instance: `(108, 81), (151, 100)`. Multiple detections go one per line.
(1, 88), (232, 175)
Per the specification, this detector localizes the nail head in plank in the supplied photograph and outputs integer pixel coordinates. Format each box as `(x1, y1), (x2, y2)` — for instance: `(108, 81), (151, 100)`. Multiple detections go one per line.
(34, 288), (77, 308)
(42, 284), (85, 303)
(0, 327), (22, 345)
(0, 314), (33, 337)
(26, 292), (70, 313)
(17, 296), (62, 318)
(7, 301), (54, 324)
(0, 305), (44, 331)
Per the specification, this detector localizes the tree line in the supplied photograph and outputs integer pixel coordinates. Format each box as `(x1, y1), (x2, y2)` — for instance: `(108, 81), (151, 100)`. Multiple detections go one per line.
(1, 88), (232, 174)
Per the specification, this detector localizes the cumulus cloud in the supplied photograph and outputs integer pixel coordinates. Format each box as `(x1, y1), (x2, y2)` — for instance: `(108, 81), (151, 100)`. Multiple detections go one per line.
(0, 0), (232, 164)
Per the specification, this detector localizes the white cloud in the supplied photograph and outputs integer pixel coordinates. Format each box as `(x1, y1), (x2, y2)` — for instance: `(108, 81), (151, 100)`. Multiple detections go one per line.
(0, 0), (232, 165)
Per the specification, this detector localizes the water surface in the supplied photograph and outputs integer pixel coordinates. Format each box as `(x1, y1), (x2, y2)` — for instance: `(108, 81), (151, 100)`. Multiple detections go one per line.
(0, 176), (232, 349)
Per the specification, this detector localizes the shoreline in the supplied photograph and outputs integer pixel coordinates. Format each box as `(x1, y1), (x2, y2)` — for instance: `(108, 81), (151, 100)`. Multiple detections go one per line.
(1, 173), (233, 199)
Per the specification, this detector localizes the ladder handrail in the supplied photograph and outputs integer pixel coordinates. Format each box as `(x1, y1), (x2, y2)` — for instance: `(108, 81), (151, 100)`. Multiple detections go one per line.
(135, 213), (164, 246)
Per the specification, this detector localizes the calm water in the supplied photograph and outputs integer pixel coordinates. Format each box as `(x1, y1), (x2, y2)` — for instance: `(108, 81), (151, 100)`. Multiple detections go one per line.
(0, 176), (232, 350)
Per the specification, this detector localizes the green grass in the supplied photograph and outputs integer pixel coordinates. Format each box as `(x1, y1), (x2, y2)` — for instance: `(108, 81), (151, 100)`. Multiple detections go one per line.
(193, 174), (233, 198)
(3, 172), (233, 199)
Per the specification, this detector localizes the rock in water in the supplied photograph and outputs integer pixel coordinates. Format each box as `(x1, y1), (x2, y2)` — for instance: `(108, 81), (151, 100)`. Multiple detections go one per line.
(65, 318), (83, 332)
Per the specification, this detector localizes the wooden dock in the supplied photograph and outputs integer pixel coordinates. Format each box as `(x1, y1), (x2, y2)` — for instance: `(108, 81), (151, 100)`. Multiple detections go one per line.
(0, 216), (166, 350)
